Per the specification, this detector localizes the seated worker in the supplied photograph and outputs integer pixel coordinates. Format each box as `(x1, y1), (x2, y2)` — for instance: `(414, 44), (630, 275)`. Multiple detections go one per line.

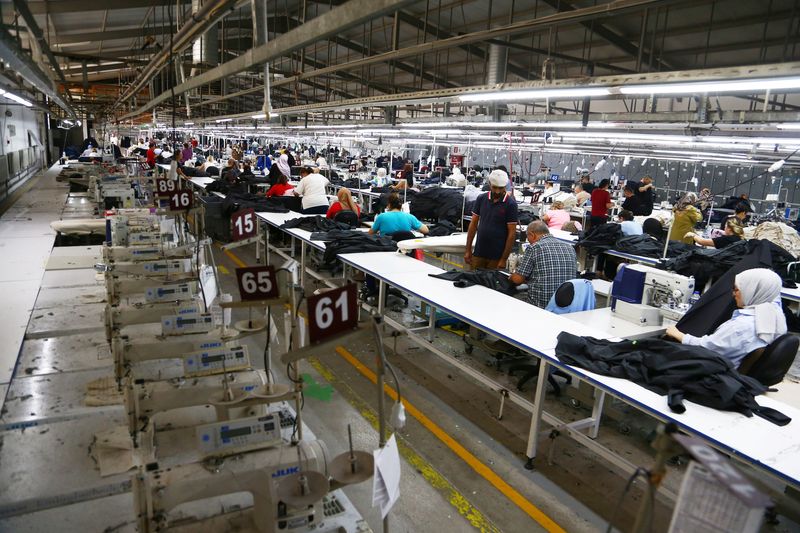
(685, 219), (744, 249)
(574, 184), (590, 207)
(621, 186), (644, 215)
(240, 162), (255, 180)
(541, 180), (558, 201)
(720, 203), (749, 230)
(541, 201), (571, 230)
(618, 209), (643, 236)
(293, 167), (330, 214)
(369, 193), (429, 236)
(326, 188), (361, 219)
(146, 142), (157, 168)
(665, 268), (786, 367)
(509, 221), (577, 309)
(668, 192), (702, 244)
(371, 167), (392, 187)
(265, 174), (294, 197)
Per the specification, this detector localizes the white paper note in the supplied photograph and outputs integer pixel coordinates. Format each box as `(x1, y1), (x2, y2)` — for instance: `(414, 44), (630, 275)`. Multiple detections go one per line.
(372, 433), (401, 518)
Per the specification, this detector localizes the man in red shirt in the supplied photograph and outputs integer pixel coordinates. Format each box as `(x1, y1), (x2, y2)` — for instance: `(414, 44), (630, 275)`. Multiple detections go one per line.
(589, 178), (612, 227)
(145, 142), (156, 168)
(190, 137), (198, 149)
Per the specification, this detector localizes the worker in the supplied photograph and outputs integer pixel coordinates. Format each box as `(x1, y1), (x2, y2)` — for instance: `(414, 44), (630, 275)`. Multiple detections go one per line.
(685, 219), (744, 249)
(618, 209), (643, 236)
(669, 192), (702, 244)
(636, 175), (656, 215)
(464, 169), (519, 270)
(264, 175), (294, 198)
(369, 193), (429, 236)
(293, 167), (330, 214)
(541, 181), (558, 201)
(621, 186), (644, 215)
(589, 178), (613, 227)
(574, 184), (590, 206)
(510, 221), (578, 309)
(720, 203), (749, 230)
(372, 168), (392, 187)
(665, 269), (786, 368)
(145, 141), (157, 168)
(181, 143), (193, 164)
(542, 200), (571, 230)
(326, 188), (361, 219)
(315, 155), (329, 170)
(580, 174), (595, 193)
(276, 153), (292, 178)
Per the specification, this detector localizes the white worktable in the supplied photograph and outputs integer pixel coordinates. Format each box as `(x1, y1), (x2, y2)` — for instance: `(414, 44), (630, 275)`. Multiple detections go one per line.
(565, 307), (673, 340)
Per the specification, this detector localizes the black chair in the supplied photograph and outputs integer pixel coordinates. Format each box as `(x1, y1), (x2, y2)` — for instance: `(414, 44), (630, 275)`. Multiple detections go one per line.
(642, 218), (665, 240)
(738, 333), (799, 387)
(334, 209), (359, 227)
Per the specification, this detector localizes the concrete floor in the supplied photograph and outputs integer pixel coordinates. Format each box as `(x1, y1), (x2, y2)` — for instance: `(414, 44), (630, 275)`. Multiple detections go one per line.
(1, 165), (798, 532)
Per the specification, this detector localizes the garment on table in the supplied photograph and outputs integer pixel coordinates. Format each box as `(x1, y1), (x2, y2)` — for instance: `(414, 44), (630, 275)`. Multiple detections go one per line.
(343, 178), (371, 190)
(206, 180), (246, 195)
(310, 229), (364, 242)
(410, 187), (465, 224)
(516, 235), (577, 308)
(428, 269), (517, 295)
(471, 192), (519, 261)
(554, 332), (790, 425)
(590, 189), (611, 217)
(326, 202), (361, 219)
(545, 279), (595, 314)
(669, 206), (702, 243)
(620, 220), (643, 236)
(747, 221), (800, 258)
(372, 211), (423, 235)
(544, 209), (570, 229)
(427, 220), (458, 237)
(576, 223), (622, 254)
(282, 215), (350, 233)
(613, 234), (669, 257)
(321, 233), (398, 268)
(712, 234), (741, 249)
(221, 193), (289, 216)
(294, 172), (330, 210)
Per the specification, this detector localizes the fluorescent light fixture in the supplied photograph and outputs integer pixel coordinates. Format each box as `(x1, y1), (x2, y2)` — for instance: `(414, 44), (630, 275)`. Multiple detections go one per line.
(777, 123), (800, 130)
(620, 76), (800, 95)
(0, 89), (32, 107)
(459, 87), (610, 102)
(768, 159), (786, 172)
(184, 122), (194, 126)
(251, 113), (267, 119)
(216, 118), (232, 123)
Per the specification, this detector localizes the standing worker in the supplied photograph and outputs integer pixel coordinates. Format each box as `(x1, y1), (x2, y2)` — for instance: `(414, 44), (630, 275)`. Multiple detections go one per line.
(589, 178), (613, 227)
(636, 175), (656, 215)
(464, 169), (519, 270)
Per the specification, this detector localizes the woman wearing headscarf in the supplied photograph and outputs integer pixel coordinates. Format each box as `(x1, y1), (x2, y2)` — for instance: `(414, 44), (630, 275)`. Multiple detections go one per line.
(665, 268), (786, 367)
(371, 167), (391, 187)
(277, 153), (292, 178)
(668, 192), (702, 244)
(326, 188), (361, 219)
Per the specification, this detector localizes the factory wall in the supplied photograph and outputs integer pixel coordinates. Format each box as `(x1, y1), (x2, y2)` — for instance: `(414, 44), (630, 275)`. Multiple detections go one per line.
(0, 103), (45, 204)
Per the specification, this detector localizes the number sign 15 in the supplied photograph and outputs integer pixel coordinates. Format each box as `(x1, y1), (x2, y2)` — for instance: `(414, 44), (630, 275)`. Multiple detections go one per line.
(168, 190), (193, 210)
(155, 177), (177, 195)
(232, 208), (257, 241)
(307, 284), (358, 344)
(235, 266), (278, 301)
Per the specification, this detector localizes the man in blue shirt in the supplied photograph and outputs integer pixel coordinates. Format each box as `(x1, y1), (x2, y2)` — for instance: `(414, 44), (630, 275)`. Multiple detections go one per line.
(618, 210), (643, 236)
(465, 170), (519, 269)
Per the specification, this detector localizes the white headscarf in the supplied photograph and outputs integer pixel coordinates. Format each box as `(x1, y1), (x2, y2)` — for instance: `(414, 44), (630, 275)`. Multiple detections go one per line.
(277, 153), (291, 177)
(734, 268), (786, 343)
(316, 156), (329, 169)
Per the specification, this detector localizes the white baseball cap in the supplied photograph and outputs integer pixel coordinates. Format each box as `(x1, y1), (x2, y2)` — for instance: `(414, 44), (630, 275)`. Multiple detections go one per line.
(488, 169), (509, 187)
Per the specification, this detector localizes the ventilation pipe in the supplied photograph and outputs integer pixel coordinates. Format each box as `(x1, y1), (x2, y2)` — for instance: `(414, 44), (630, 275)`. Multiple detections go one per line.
(191, 0), (219, 76)
(252, 0), (272, 118)
(113, 0), (238, 110)
(486, 43), (508, 86)
(0, 27), (76, 119)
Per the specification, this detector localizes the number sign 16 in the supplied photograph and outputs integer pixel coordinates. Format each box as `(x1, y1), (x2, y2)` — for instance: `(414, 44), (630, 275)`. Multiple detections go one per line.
(307, 284), (358, 344)
(168, 190), (193, 210)
(232, 208), (257, 241)
(235, 266), (278, 301)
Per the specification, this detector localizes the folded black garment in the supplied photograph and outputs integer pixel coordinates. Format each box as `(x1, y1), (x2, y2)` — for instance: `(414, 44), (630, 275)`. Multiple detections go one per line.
(321, 233), (397, 267)
(576, 223), (622, 254)
(428, 269), (517, 296)
(409, 187), (464, 224)
(220, 192), (289, 216)
(427, 220), (458, 237)
(555, 332), (790, 426)
(309, 229), (362, 242)
(282, 215), (350, 233)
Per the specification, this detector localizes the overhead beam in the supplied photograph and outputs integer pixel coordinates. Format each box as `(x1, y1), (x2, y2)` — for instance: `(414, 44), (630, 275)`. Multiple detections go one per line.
(25, 0), (189, 15)
(51, 25), (172, 45)
(120, 0), (420, 120)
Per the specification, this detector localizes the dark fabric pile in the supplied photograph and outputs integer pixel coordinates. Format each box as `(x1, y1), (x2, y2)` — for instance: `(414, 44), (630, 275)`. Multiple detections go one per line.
(282, 216), (350, 233)
(309, 229), (358, 242)
(427, 220), (459, 237)
(409, 187), (464, 223)
(371, 190), (417, 213)
(575, 223), (623, 254)
(221, 193), (289, 216)
(554, 332), (790, 425)
(322, 233), (398, 267)
(343, 178), (371, 189)
(206, 179), (245, 195)
(428, 269), (518, 296)
(517, 204), (538, 225)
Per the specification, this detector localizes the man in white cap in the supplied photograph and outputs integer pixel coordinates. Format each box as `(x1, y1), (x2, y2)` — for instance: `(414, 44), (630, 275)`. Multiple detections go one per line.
(464, 169), (519, 269)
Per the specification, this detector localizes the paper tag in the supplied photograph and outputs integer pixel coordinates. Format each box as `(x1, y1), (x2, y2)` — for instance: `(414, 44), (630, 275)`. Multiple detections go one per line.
(372, 434), (401, 518)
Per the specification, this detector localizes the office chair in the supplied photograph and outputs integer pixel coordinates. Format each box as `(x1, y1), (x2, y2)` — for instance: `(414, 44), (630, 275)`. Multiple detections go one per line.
(333, 209), (359, 227)
(642, 218), (665, 240)
(738, 333), (799, 387)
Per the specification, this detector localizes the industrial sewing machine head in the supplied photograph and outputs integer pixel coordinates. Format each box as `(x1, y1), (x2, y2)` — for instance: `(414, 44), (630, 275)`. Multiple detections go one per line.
(611, 264), (695, 326)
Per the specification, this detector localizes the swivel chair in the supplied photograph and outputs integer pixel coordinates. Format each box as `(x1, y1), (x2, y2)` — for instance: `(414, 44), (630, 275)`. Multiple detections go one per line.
(738, 333), (799, 387)
(333, 209), (360, 228)
(642, 218), (665, 240)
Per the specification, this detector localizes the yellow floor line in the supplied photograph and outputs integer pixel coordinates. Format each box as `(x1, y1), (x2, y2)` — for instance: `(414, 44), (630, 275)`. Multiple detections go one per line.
(334, 345), (565, 533)
(217, 243), (247, 268)
(308, 357), (501, 533)
(222, 245), (563, 532)
(424, 251), (465, 269)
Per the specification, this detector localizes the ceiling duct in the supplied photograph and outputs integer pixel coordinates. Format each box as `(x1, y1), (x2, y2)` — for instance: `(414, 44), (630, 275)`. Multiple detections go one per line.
(486, 43), (508, 86)
(191, 0), (219, 71)
(252, 0), (271, 118)
(0, 27), (77, 119)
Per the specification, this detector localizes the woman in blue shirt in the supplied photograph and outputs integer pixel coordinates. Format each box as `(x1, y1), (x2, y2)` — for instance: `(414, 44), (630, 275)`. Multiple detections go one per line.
(665, 269), (787, 368)
(369, 193), (429, 236)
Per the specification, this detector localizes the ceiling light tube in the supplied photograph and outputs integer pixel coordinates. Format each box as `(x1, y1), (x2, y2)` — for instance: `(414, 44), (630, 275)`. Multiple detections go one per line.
(459, 87), (610, 102)
(620, 76), (800, 95)
(0, 89), (33, 107)
(215, 118), (232, 123)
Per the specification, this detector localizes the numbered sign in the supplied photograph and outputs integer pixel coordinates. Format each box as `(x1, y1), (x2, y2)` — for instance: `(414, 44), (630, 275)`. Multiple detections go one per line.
(236, 266), (278, 301)
(231, 208), (257, 241)
(168, 189), (193, 211)
(155, 177), (178, 196)
(307, 284), (358, 344)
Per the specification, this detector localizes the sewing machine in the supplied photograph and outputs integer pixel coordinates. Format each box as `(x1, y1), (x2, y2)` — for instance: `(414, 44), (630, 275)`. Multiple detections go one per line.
(611, 264), (695, 326)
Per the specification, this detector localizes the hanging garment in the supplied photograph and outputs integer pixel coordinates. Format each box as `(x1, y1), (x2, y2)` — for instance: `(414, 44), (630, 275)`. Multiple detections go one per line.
(409, 187), (465, 223)
(554, 332), (790, 425)
(428, 269), (518, 296)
